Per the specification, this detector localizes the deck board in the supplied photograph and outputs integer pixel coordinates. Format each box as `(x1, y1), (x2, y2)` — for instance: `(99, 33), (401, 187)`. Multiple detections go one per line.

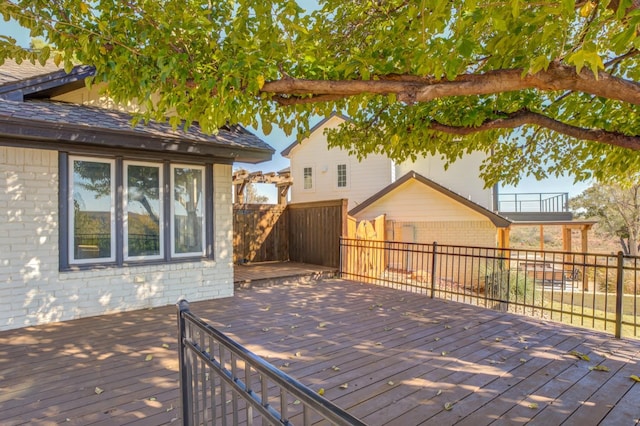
(1, 277), (639, 425)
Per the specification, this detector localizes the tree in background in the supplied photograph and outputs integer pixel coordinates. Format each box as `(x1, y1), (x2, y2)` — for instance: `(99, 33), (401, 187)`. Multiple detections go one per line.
(244, 183), (270, 204)
(3, 1), (640, 186)
(571, 182), (640, 255)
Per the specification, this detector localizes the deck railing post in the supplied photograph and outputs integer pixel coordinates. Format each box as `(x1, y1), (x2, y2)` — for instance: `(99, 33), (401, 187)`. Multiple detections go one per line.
(615, 252), (624, 339)
(177, 299), (192, 425)
(431, 241), (438, 298)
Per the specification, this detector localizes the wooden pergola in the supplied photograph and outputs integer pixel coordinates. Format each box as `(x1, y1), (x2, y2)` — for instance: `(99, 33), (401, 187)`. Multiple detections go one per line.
(232, 168), (292, 204)
(505, 220), (598, 253)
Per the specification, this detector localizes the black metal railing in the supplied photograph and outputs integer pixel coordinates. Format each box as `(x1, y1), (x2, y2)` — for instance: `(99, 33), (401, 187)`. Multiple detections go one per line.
(498, 192), (569, 213)
(177, 300), (366, 425)
(339, 238), (640, 339)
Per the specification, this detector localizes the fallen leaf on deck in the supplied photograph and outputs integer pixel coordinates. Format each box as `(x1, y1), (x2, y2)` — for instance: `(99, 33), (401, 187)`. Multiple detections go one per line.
(520, 358), (527, 363)
(375, 342), (383, 346)
(528, 403), (538, 409)
(294, 351), (302, 357)
(166, 405), (174, 412)
(464, 326), (470, 330)
(331, 365), (340, 371)
(293, 400), (301, 405)
(569, 350), (590, 361)
(281, 362), (290, 367)
(387, 381), (394, 386)
(495, 337), (503, 342)
(339, 383), (349, 389)
(318, 388), (325, 396)
(444, 325), (452, 329)
(434, 337), (440, 341)
(95, 387), (104, 395)
(260, 306), (270, 311)
(436, 390), (442, 396)
(630, 375), (640, 382)
(444, 402), (454, 411)
(384, 327), (393, 331)
(262, 328), (270, 332)
(589, 365), (610, 372)
(145, 354), (153, 361)
(441, 351), (448, 356)
(162, 343), (170, 349)
(318, 322), (328, 328)
(148, 397), (157, 401)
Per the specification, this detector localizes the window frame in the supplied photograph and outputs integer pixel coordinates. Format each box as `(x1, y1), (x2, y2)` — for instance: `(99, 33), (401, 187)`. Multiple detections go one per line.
(123, 160), (164, 261)
(336, 163), (348, 189)
(60, 153), (214, 270)
(302, 165), (314, 191)
(170, 164), (207, 258)
(68, 156), (116, 265)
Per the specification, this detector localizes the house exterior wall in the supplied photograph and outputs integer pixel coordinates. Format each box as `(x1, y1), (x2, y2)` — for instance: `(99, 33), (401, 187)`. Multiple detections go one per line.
(352, 180), (497, 247)
(396, 151), (493, 210)
(0, 146), (233, 331)
(287, 116), (393, 211)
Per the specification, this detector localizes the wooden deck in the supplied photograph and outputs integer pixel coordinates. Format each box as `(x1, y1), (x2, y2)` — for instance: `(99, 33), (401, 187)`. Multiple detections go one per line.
(1, 277), (639, 425)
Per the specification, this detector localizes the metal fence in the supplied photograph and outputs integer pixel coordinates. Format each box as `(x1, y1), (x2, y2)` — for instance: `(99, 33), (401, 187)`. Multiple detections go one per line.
(339, 238), (640, 339)
(177, 300), (366, 426)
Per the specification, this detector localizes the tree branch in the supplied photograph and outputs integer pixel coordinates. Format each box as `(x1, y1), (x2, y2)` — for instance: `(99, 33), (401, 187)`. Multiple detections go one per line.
(261, 62), (640, 105)
(428, 109), (640, 150)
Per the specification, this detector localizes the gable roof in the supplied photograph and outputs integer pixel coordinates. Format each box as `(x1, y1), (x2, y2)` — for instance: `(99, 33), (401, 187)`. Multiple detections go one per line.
(280, 112), (349, 157)
(0, 60), (273, 163)
(349, 170), (511, 228)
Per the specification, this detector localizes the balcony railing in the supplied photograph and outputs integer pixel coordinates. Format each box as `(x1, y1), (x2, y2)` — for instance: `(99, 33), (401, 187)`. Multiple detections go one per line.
(177, 300), (366, 425)
(339, 238), (640, 339)
(498, 192), (569, 213)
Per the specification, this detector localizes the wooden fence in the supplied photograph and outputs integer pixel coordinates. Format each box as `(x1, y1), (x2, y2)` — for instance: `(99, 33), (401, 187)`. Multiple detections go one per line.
(233, 204), (288, 264)
(233, 199), (348, 268)
(288, 200), (348, 268)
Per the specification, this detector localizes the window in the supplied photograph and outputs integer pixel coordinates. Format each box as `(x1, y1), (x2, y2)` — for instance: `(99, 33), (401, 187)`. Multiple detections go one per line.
(124, 161), (163, 260)
(171, 165), (205, 257)
(63, 155), (211, 268)
(303, 166), (313, 190)
(337, 164), (347, 188)
(69, 157), (116, 263)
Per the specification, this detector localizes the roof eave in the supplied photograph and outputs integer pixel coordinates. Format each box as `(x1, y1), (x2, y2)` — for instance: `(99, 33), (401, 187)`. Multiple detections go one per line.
(0, 115), (273, 163)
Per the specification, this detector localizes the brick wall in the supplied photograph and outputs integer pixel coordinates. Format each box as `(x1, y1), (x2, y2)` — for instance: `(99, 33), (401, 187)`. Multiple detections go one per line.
(387, 220), (497, 247)
(0, 147), (233, 331)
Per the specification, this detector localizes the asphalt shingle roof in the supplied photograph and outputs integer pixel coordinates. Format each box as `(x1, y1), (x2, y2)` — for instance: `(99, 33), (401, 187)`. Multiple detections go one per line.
(0, 59), (62, 86)
(0, 60), (273, 162)
(0, 99), (274, 152)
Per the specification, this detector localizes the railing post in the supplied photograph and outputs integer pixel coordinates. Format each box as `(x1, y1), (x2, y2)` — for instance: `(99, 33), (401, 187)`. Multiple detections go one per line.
(615, 252), (624, 339)
(177, 299), (192, 425)
(431, 242), (438, 298)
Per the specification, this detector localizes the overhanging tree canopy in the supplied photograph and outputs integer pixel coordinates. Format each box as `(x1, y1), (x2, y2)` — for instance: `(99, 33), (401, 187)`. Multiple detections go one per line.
(2, 0), (640, 186)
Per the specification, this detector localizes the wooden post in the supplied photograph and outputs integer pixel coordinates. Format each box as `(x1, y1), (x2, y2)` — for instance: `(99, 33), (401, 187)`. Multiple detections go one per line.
(539, 225), (544, 251)
(562, 225), (572, 252)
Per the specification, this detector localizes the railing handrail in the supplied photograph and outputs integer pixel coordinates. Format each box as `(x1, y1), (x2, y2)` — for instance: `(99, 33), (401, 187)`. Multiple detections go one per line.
(339, 237), (639, 339)
(497, 192), (569, 213)
(177, 300), (366, 425)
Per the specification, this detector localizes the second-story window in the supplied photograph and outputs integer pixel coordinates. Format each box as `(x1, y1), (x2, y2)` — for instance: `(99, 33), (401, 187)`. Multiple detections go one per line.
(337, 164), (347, 188)
(303, 166), (313, 190)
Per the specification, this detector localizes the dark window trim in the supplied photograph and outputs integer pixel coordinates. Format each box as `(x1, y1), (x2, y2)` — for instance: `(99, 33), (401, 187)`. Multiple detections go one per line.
(59, 152), (216, 271)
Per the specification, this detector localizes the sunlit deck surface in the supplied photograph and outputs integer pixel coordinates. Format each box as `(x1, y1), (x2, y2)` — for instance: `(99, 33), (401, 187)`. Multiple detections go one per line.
(1, 276), (639, 425)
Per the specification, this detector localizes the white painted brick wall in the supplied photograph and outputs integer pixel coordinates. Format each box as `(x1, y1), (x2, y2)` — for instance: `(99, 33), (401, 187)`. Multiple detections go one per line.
(0, 147), (234, 331)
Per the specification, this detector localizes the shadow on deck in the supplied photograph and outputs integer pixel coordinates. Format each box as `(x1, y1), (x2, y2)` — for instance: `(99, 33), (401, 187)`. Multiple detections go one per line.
(1, 271), (639, 425)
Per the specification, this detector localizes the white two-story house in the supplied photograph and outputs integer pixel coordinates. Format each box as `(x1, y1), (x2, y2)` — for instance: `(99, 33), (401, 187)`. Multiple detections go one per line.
(282, 114), (541, 248)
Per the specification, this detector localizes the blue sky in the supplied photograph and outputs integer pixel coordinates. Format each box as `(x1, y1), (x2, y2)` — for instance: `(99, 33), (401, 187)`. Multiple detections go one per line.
(1, 17), (590, 202)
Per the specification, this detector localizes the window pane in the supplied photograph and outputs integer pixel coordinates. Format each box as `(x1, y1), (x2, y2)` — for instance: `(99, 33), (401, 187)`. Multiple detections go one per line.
(126, 164), (162, 258)
(337, 164), (347, 187)
(303, 167), (313, 189)
(71, 159), (113, 261)
(173, 167), (204, 255)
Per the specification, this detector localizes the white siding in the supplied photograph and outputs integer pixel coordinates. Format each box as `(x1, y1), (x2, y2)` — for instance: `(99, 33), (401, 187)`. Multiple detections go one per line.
(396, 151), (493, 210)
(351, 179), (498, 247)
(354, 179), (490, 222)
(287, 115), (393, 211)
(0, 147), (233, 331)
